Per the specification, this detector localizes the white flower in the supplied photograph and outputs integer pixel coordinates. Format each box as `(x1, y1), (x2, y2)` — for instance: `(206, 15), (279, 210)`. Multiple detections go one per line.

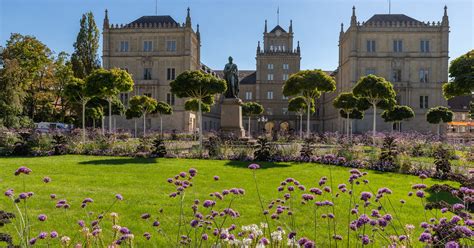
(61, 236), (71, 245)
(260, 222), (268, 229)
(271, 230), (284, 241)
(287, 238), (301, 247)
(242, 238), (252, 246)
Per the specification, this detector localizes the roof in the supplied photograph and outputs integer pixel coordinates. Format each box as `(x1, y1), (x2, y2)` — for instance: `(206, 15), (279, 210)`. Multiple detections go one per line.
(128, 16), (178, 26)
(365, 14), (421, 24)
(270, 25), (287, 33)
(214, 70), (257, 85)
(448, 95), (473, 112)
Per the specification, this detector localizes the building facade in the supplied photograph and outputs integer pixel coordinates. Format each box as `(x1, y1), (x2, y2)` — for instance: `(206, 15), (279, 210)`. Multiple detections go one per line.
(447, 95), (474, 143)
(102, 6), (451, 136)
(324, 6), (449, 134)
(102, 8), (221, 134)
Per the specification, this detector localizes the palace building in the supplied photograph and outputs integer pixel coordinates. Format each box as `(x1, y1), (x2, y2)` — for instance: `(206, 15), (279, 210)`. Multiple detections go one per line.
(103, 6), (450, 136)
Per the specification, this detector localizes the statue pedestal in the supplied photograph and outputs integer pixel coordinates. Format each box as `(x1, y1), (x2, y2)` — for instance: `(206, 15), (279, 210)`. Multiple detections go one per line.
(220, 98), (245, 138)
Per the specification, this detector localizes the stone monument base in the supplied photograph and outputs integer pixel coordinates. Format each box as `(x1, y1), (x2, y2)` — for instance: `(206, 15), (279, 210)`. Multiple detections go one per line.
(220, 98), (245, 138)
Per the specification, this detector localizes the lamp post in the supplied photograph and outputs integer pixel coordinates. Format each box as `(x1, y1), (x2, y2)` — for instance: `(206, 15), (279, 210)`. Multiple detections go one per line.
(257, 116), (268, 136)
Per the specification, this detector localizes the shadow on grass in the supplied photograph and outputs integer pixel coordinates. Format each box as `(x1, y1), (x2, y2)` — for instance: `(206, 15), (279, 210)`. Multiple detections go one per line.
(426, 190), (461, 205)
(224, 160), (292, 169)
(79, 157), (157, 165)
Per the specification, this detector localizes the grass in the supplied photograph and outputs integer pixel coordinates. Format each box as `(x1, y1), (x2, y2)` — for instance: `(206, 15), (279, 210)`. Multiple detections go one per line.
(0, 155), (464, 247)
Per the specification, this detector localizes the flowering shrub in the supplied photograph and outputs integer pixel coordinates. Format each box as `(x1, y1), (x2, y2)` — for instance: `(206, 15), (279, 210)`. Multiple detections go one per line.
(3, 164), (473, 247)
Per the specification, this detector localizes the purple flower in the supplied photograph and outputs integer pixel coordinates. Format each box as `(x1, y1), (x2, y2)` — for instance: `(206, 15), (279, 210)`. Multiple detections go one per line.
(19, 192), (28, 199)
(201, 233), (208, 240)
(50, 231), (58, 238)
(78, 220), (85, 227)
(452, 203), (464, 211)
(4, 189), (13, 197)
(412, 184), (427, 189)
(43, 177), (51, 183)
(361, 235), (370, 245)
(310, 188), (322, 195)
(115, 194), (123, 200)
(188, 168), (197, 176)
(445, 241), (459, 248)
(248, 163), (260, 169)
(333, 235), (342, 240)
(302, 194), (314, 201)
(38, 214), (47, 222)
(203, 200), (215, 208)
(15, 166), (32, 176)
(360, 192), (372, 201)
(50, 194), (56, 199)
(152, 221), (160, 227)
(141, 213), (151, 219)
(213, 176), (220, 181)
(29, 238), (37, 245)
(119, 227), (130, 234)
(190, 219), (199, 228)
(418, 232), (431, 242)
(38, 232), (48, 239)
(416, 190), (425, 198)
(179, 172), (187, 178)
(419, 174), (428, 179)
(259, 237), (269, 245)
(143, 232), (151, 240)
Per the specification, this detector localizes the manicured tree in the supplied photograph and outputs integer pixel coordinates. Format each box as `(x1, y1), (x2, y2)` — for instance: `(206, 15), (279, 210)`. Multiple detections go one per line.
(426, 106), (454, 137)
(242, 102), (264, 138)
(128, 95), (158, 137)
(381, 105), (415, 132)
(85, 106), (103, 129)
(170, 71), (227, 150)
(152, 101), (173, 137)
(288, 96), (314, 139)
(283, 69), (336, 137)
(85, 68), (134, 133)
(63, 78), (93, 143)
(353, 75), (397, 144)
(333, 92), (359, 138)
(125, 107), (141, 138)
(71, 11), (100, 79)
(442, 50), (473, 99)
(339, 109), (364, 141)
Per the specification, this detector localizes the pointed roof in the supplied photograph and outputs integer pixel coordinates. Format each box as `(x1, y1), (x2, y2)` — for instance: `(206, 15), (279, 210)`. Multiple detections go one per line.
(269, 25), (287, 33)
(365, 14), (421, 24)
(129, 16), (178, 26)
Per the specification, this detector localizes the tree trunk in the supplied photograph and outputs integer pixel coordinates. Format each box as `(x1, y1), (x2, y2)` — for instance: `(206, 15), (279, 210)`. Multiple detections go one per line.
(93, 119), (95, 129)
(437, 124), (440, 137)
(306, 101), (311, 138)
(372, 103), (377, 146)
(101, 117), (105, 135)
(198, 100), (203, 153)
(134, 119), (137, 138)
(108, 99), (112, 133)
(248, 116), (251, 138)
(143, 113), (146, 137)
(82, 102), (86, 143)
(350, 120), (353, 142)
(160, 115), (163, 138)
(300, 114), (303, 139)
(346, 112), (350, 138)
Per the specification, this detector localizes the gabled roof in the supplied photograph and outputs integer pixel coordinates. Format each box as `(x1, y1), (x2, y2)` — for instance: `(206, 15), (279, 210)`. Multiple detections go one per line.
(129, 16), (178, 26)
(448, 95), (473, 112)
(270, 25), (287, 33)
(365, 14), (421, 24)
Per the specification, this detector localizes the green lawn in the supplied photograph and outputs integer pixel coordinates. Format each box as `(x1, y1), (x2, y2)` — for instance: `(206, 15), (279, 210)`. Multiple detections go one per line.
(0, 155), (465, 247)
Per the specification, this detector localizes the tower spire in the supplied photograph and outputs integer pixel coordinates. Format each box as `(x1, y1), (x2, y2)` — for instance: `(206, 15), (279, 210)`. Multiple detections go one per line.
(185, 7), (191, 27)
(257, 41), (261, 54)
(103, 9), (109, 29)
(442, 5), (449, 25)
(196, 24), (200, 40)
(277, 7), (280, 25)
(264, 19), (267, 33)
(351, 6), (357, 26)
(289, 20), (293, 33)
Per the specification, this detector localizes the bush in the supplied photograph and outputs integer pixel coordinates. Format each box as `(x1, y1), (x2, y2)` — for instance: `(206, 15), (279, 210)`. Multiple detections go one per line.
(151, 138), (167, 158)
(253, 137), (272, 161)
(373, 136), (400, 172)
(433, 146), (452, 178)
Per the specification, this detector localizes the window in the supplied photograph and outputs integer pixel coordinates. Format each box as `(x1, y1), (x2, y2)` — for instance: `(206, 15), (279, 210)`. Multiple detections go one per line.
(393, 40), (403, 52)
(267, 64), (274, 70)
(143, 41), (153, 52)
(419, 69), (429, 83)
(267, 74), (274, 81)
(167, 68), (176, 80)
(420, 40), (430, 53)
(365, 68), (376, 76)
(282, 95), (289, 100)
(267, 91), (273, 99)
(144, 93), (152, 98)
(282, 108), (288, 115)
(392, 69), (402, 82)
(167, 93), (175, 105)
(419, 96), (429, 109)
(283, 64), (289, 70)
(166, 40), (177, 52)
(282, 74), (289, 80)
(245, 91), (252, 100)
(120, 93), (129, 106)
(144, 68), (152, 80)
(367, 40), (376, 52)
(120, 41), (129, 52)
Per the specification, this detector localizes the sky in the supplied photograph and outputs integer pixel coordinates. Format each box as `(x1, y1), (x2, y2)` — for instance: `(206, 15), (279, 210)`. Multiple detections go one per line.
(1, 0), (473, 70)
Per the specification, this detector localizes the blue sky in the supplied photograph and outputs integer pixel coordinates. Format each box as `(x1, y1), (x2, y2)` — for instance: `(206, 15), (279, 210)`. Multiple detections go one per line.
(1, 0), (472, 70)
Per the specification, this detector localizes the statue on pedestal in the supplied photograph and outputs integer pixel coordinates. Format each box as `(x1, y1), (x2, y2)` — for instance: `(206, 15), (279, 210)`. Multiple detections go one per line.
(223, 56), (239, 98)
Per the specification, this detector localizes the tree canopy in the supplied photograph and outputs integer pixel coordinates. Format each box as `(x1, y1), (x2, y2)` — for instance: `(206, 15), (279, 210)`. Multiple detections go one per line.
(128, 95), (157, 117)
(85, 68), (134, 98)
(170, 70), (226, 100)
(426, 106), (453, 124)
(442, 50), (474, 99)
(353, 75), (397, 108)
(242, 102), (264, 117)
(339, 109), (364, 120)
(153, 101), (173, 115)
(381, 105), (415, 123)
(71, 12), (100, 79)
(333, 92), (358, 111)
(184, 99), (211, 113)
(283, 69), (336, 100)
(288, 96), (314, 114)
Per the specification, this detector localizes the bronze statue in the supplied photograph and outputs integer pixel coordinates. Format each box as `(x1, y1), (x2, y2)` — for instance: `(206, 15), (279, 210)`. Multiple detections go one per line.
(223, 56), (239, 98)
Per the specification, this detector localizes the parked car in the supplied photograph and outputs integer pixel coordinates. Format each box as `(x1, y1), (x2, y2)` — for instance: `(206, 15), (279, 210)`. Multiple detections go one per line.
(35, 122), (73, 133)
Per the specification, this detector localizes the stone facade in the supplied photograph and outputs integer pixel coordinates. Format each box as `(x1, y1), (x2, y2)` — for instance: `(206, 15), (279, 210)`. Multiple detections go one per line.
(323, 6), (449, 134)
(447, 95), (474, 143)
(102, 8), (221, 134)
